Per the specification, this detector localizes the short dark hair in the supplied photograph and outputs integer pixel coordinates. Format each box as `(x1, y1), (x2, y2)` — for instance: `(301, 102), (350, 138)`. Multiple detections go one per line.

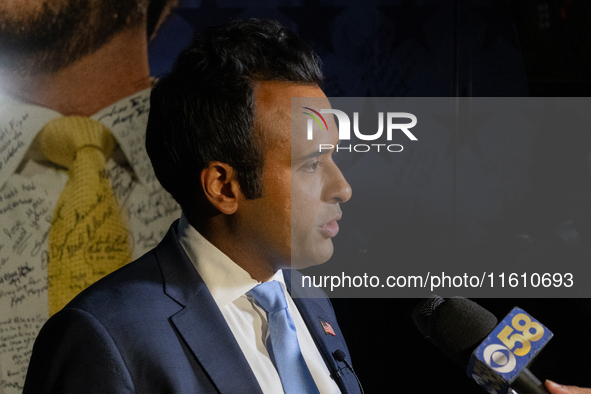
(146, 19), (323, 209)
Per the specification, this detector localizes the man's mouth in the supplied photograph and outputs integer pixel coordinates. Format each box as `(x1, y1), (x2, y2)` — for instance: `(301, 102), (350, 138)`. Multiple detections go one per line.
(319, 213), (342, 238)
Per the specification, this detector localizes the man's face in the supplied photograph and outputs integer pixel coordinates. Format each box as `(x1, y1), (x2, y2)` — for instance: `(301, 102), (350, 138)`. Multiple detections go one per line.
(238, 81), (351, 271)
(0, 0), (149, 74)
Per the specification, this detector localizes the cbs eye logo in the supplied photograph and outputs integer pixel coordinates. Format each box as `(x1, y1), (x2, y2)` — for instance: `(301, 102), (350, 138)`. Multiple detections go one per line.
(483, 344), (516, 373)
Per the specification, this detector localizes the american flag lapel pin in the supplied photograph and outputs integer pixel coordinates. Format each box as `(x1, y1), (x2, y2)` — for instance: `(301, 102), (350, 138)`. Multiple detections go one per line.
(320, 320), (336, 336)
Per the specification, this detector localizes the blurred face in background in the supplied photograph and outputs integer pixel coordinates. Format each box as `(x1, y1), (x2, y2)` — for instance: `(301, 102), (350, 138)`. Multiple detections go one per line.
(0, 0), (150, 74)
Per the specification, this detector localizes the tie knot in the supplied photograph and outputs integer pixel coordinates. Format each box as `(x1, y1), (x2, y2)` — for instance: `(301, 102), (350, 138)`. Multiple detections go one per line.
(249, 281), (287, 313)
(41, 116), (115, 168)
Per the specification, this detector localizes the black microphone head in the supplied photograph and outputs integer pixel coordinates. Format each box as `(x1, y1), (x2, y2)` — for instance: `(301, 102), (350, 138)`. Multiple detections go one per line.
(333, 349), (347, 362)
(412, 295), (445, 338)
(429, 297), (498, 365)
(412, 297), (498, 366)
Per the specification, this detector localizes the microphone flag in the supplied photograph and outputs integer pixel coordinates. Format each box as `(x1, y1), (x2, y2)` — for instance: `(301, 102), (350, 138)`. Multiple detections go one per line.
(467, 307), (553, 394)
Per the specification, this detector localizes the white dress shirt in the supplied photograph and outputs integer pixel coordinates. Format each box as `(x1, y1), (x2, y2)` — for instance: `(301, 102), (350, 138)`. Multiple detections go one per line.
(177, 213), (341, 394)
(0, 90), (181, 393)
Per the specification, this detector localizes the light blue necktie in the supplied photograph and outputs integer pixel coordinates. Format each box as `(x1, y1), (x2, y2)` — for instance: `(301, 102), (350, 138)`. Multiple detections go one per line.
(249, 281), (321, 394)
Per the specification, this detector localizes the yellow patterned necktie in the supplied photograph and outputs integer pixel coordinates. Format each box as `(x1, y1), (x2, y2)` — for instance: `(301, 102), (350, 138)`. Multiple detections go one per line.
(41, 117), (132, 316)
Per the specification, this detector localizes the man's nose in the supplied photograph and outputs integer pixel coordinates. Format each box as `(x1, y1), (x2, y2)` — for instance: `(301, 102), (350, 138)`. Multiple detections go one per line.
(323, 163), (352, 203)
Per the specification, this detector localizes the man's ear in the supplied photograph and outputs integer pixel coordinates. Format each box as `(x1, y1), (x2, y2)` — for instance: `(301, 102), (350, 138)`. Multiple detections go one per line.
(200, 162), (243, 215)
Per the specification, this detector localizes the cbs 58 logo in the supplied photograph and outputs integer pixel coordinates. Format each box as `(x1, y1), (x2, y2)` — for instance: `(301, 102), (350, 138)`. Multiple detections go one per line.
(484, 313), (544, 372)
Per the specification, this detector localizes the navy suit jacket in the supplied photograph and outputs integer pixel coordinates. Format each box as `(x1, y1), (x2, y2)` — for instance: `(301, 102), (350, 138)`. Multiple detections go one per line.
(24, 222), (361, 393)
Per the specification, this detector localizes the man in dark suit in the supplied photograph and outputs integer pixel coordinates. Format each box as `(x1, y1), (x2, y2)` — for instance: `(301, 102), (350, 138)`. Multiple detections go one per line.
(23, 19), (359, 393)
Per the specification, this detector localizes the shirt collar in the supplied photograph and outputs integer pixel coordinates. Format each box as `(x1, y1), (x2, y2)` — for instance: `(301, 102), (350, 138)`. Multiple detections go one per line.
(0, 88), (154, 188)
(177, 212), (284, 309)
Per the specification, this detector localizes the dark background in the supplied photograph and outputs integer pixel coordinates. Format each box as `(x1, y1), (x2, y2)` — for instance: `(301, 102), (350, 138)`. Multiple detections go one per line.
(149, 1), (591, 392)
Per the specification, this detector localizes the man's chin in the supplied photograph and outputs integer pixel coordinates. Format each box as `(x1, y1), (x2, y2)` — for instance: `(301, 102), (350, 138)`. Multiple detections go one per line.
(290, 244), (334, 270)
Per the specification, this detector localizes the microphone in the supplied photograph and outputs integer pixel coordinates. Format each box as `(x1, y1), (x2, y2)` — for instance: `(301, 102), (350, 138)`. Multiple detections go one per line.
(332, 349), (365, 394)
(412, 296), (553, 394)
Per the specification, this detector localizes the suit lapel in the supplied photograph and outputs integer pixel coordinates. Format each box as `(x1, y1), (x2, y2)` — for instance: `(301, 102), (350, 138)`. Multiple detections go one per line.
(155, 223), (263, 394)
(170, 296), (263, 394)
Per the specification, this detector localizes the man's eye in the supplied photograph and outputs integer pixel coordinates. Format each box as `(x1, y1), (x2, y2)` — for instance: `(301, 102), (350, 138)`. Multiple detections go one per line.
(305, 159), (321, 172)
